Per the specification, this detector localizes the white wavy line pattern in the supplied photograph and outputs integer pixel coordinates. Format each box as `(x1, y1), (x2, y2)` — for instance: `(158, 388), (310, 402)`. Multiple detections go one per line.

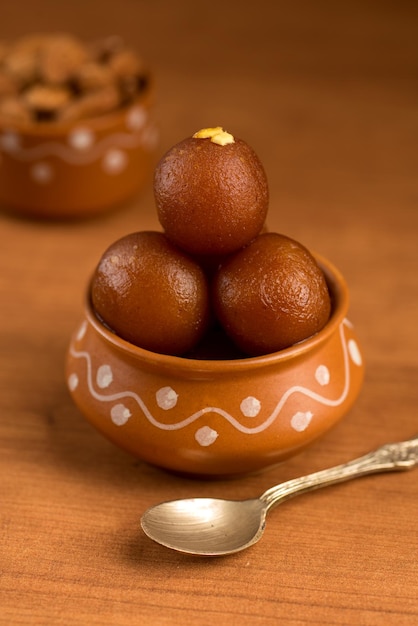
(0, 128), (152, 165)
(69, 319), (356, 435)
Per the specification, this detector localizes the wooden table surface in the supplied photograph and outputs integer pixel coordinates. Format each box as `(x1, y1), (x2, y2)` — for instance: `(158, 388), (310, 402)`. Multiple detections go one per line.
(1, 1), (417, 624)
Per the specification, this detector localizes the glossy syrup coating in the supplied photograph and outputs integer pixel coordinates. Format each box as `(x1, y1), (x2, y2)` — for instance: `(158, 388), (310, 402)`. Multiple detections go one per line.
(153, 127), (269, 256)
(212, 232), (331, 356)
(91, 231), (211, 356)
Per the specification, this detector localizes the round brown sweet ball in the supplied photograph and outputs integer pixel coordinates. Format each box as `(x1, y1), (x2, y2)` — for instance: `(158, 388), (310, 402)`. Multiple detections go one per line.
(91, 231), (211, 356)
(154, 127), (269, 256)
(212, 232), (331, 356)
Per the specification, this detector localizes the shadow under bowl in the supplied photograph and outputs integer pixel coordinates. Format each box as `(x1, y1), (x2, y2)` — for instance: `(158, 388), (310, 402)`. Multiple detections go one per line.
(65, 254), (365, 477)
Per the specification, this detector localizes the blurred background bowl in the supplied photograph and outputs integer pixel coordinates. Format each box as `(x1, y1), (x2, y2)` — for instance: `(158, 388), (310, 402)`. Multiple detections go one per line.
(0, 80), (157, 219)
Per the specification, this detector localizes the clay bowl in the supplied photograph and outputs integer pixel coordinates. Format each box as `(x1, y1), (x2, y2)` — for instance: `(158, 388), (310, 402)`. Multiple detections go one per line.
(66, 254), (365, 477)
(0, 82), (157, 219)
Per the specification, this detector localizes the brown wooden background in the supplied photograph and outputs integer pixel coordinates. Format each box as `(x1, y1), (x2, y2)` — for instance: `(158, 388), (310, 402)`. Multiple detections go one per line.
(1, 1), (417, 624)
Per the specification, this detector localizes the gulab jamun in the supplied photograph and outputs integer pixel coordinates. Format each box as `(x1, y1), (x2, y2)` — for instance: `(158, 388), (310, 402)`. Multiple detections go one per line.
(91, 231), (211, 356)
(153, 127), (269, 256)
(212, 232), (331, 356)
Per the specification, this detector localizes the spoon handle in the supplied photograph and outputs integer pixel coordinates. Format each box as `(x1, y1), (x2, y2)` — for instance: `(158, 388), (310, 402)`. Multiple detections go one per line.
(261, 435), (418, 511)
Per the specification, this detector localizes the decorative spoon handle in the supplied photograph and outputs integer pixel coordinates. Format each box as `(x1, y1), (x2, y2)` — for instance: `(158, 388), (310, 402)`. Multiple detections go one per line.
(261, 436), (418, 511)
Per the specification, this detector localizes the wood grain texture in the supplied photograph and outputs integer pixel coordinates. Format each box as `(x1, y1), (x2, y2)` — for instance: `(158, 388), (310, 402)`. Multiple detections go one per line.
(1, 1), (417, 624)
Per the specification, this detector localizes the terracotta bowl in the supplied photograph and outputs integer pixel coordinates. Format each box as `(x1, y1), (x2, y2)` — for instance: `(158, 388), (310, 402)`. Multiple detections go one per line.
(65, 255), (365, 477)
(0, 83), (157, 219)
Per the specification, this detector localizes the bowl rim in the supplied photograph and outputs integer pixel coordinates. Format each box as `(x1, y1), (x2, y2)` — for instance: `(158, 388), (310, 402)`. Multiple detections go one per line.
(83, 252), (349, 374)
(0, 78), (154, 138)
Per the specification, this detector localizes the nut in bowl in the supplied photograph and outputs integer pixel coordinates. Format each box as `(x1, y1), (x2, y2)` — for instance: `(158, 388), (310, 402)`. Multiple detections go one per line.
(66, 254), (365, 477)
(0, 34), (158, 218)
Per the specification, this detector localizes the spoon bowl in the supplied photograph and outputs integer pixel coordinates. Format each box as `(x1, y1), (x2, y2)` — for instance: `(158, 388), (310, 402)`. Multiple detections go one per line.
(141, 435), (418, 556)
(141, 498), (266, 556)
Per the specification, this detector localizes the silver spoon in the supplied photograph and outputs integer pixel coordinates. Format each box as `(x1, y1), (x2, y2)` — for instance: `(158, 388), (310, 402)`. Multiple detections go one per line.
(141, 435), (418, 556)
